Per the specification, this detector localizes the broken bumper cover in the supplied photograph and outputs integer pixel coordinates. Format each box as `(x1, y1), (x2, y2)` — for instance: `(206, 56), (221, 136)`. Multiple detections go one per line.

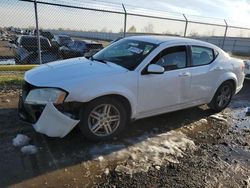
(18, 98), (80, 138)
(33, 103), (80, 138)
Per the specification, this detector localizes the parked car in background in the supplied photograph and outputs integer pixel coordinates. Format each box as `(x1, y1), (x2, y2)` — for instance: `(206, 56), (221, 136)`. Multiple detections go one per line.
(59, 40), (103, 59)
(19, 36), (245, 141)
(40, 31), (54, 41)
(51, 35), (73, 49)
(12, 35), (59, 64)
(244, 60), (250, 80)
(15, 28), (24, 35)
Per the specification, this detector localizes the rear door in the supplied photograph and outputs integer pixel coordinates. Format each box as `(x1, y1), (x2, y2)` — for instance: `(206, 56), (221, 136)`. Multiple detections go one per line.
(189, 45), (221, 102)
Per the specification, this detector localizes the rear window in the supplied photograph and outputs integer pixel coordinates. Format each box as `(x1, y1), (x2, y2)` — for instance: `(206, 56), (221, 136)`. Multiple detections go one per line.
(86, 43), (103, 49)
(59, 36), (72, 45)
(20, 37), (51, 49)
(191, 46), (215, 66)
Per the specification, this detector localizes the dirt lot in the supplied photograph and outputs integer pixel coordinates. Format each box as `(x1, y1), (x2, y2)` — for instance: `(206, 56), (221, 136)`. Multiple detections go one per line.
(0, 41), (14, 59)
(0, 80), (250, 187)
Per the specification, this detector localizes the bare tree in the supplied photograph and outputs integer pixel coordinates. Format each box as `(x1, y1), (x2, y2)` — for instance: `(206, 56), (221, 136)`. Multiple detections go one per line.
(142, 23), (154, 33)
(189, 31), (199, 37)
(128, 25), (137, 33)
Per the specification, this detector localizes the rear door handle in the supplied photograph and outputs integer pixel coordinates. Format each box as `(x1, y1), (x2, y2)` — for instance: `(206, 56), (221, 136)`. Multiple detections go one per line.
(212, 66), (223, 71)
(179, 72), (191, 77)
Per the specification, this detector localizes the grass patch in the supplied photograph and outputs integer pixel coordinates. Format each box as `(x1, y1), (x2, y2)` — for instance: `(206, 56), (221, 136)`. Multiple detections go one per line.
(0, 72), (24, 86)
(0, 65), (37, 71)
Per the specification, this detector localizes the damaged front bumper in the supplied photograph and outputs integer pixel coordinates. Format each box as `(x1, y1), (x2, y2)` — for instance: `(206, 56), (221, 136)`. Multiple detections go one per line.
(18, 95), (80, 138)
(33, 103), (79, 138)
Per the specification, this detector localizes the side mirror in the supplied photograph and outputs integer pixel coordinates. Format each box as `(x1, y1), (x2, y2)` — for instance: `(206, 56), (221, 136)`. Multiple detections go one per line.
(147, 64), (165, 74)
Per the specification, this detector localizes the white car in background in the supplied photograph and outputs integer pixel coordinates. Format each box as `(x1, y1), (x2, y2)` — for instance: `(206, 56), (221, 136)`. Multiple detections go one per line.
(244, 60), (250, 80)
(18, 36), (245, 141)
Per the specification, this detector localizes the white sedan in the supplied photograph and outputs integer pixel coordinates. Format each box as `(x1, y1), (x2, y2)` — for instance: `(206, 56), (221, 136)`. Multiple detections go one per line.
(18, 36), (245, 140)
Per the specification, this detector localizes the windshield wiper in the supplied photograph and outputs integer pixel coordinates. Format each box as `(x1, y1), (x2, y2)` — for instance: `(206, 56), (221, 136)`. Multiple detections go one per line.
(90, 56), (107, 64)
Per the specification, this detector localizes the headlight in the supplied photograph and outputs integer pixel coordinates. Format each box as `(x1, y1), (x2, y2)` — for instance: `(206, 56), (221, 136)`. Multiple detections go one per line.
(25, 88), (66, 105)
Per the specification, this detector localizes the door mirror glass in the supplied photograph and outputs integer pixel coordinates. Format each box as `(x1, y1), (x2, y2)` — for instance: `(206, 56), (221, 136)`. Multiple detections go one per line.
(147, 64), (165, 74)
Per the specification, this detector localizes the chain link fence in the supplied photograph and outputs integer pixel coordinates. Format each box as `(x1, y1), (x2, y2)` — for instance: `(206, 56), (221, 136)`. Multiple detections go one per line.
(1, 0), (250, 65)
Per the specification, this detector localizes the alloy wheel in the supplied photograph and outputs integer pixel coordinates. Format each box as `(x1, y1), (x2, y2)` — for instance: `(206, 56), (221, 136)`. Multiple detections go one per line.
(216, 85), (232, 108)
(88, 104), (120, 136)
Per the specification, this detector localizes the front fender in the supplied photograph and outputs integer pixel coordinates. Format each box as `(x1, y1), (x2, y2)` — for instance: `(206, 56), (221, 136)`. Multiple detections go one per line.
(65, 85), (137, 119)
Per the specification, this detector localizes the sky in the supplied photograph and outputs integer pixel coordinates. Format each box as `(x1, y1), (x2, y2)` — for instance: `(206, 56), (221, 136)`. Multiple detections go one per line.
(1, 0), (250, 37)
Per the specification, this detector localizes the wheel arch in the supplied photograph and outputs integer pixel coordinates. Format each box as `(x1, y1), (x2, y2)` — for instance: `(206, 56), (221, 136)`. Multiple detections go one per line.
(88, 94), (133, 120)
(209, 72), (237, 102)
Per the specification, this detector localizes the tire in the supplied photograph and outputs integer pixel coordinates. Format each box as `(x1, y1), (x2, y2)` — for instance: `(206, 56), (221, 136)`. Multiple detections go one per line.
(209, 81), (234, 112)
(79, 97), (128, 141)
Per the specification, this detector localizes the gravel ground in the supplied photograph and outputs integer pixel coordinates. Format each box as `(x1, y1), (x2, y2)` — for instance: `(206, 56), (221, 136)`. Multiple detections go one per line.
(99, 81), (250, 188)
(0, 81), (249, 187)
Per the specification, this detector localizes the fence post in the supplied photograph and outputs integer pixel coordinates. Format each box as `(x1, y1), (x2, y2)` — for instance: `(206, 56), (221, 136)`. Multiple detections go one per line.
(222, 19), (228, 49)
(34, 0), (42, 64)
(183, 14), (188, 37)
(122, 4), (127, 37)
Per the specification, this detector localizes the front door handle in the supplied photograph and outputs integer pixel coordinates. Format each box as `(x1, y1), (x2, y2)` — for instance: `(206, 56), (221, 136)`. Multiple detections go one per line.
(179, 72), (191, 77)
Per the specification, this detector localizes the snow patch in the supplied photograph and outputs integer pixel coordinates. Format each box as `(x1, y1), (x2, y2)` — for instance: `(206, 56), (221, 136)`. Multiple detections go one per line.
(199, 118), (208, 124)
(12, 134), (31, 147)
(106, 131), (195, 175)
(210, 114), (227, 122)
(104, 168), (110, 176)
(231, 105), (250, 129)
(21, 145), (38, 155)
(97, 156), (104, 162)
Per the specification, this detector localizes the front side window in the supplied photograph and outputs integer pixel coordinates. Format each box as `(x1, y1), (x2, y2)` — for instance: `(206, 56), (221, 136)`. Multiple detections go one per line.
(153, 46), (187, 71)
(93, 39), (157, 70)
(191, 46), (214, 66)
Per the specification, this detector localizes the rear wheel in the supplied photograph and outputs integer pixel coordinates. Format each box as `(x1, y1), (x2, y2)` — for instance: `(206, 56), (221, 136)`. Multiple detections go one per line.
(209, 81), (234, 112)
(79, 97), (127, 141)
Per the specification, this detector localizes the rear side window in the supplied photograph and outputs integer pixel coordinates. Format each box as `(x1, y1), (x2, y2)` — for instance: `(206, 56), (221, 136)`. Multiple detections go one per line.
(191, 46), (214, 66)
(20, 37), (50, 49)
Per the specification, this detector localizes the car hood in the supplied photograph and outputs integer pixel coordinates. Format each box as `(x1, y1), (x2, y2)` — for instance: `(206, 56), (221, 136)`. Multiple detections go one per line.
(25, 57), (128, 87)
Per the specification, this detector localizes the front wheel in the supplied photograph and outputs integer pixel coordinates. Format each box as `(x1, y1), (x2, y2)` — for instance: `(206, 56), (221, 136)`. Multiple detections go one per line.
(79, 97), (128, 141)
(209, 81), (234, 112)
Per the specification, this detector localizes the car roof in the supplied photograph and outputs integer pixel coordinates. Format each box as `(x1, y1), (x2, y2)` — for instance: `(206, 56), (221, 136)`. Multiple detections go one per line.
(126, 35), (219, 49)
(58, 35), (71, 38)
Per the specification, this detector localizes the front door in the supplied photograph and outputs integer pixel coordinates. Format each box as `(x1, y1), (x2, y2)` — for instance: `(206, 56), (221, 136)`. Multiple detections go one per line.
(137, 45), (192, 115)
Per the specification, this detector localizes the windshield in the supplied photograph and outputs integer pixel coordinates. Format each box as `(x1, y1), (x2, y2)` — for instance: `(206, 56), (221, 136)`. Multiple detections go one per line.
(93, 39), (157, 70)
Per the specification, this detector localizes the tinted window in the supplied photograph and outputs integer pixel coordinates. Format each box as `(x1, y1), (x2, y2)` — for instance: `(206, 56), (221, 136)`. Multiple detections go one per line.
(191, 46), (214, 66)
(67, 41), (84, 48)
(20, 37), (51, 49)
(59, 36), (72, 45)
(154, 46), (187, 71)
